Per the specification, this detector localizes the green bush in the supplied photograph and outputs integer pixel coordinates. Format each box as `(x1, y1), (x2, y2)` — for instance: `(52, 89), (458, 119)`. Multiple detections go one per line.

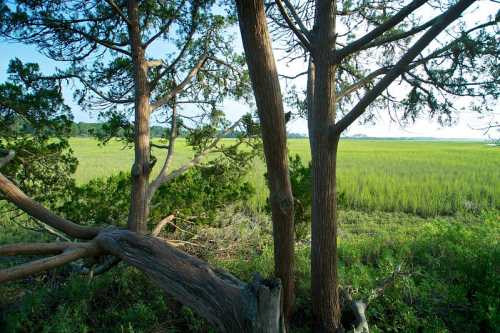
(58, 158), (254, 228)
(0, 266), (215, 333)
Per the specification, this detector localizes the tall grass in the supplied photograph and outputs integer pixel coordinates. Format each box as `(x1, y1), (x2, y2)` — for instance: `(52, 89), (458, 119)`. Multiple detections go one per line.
(70, 138), (499, 216)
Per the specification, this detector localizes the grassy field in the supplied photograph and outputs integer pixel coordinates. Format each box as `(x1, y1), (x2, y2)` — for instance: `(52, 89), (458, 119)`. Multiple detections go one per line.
(71, 137), (499, 216)
(2, 138), (499, 333)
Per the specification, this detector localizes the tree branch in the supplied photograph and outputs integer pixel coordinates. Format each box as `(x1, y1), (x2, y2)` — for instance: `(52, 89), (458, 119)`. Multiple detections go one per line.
(361, 16), (440, 51)
(281, 0), (311, 37)
(148, 119), (240, 199)
(0, 244), (100, 283)
(334, 0), (429, 62)
(143, 0), (188, 47)
(0, 242), (93, 256)
(331, 0), (476, 136)
(151, 214), (176, 237)
(150, 55), (208, 111)
(0, 172), (101, 239)
(148, 101), (178, 198)
(275, 0), (311, 51)
(105, 0), (131, 26)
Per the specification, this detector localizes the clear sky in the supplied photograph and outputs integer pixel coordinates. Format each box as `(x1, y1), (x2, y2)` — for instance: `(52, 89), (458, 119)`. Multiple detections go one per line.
(1, 4), (498, 139)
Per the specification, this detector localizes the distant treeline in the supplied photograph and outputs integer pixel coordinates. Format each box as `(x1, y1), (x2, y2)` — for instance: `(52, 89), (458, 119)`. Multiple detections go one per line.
(71, 122), (308, 138)
(71, 122), (167, 138)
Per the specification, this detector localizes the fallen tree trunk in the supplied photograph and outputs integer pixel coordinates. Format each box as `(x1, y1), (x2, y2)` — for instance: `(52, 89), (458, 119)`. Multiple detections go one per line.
(96, 228), (285, 333)
(1, 152), (285, 332)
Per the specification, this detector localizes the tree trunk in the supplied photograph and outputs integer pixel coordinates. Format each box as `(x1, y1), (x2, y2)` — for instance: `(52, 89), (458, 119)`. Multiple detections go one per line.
(96, 228), (285, 333)
(309, 1), (341, 331)
(235, 0), (295, 323)
(127, 0), (151, 234)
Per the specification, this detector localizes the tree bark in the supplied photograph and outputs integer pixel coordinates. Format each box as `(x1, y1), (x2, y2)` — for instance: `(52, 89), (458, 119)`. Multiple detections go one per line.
(309, 1), (341, 331)
(127, 0), (151, 234)
(235, 0), (295, 323)
(96, 228), (285, 333)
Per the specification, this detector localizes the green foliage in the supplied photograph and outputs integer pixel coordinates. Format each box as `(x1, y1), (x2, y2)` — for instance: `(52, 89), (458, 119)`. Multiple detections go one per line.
(151, 158), (254, 225)
(0, 266), (214, 333)
(336, 211), (500, 333)
(58, 158), (254, 227)
(210, 210), (500, 333)
(0, 59), (77, 204)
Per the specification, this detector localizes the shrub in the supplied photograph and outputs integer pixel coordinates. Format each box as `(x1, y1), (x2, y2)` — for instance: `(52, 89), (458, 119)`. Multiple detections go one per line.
(58, 158), (254, 228)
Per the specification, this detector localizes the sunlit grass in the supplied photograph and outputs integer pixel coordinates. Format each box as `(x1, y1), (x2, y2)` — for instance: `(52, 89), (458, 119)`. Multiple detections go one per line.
(70, 138), (499, 216)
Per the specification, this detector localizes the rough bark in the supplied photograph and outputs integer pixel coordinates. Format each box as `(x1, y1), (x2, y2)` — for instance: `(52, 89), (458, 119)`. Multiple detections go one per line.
(309, 1), (341, 331)
(235, 0), (295, 322)
(127, 0), (151, 234)
(96, 228), (285, 333)
(0, 244), (100, 283)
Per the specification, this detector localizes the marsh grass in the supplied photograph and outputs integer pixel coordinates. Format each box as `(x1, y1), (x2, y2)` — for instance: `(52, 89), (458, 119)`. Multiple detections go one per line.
(71, 138), (499, 216)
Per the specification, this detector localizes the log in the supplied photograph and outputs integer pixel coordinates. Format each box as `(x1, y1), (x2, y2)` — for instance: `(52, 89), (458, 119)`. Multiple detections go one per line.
(96, 228), (285, 333)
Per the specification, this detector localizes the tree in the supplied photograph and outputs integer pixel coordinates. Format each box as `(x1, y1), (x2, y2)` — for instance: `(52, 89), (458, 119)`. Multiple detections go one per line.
(261, 0), (499, 331)
(235, 0), (296, 323)
(0, 0), (251, 234)
(0, 1), (286, 332)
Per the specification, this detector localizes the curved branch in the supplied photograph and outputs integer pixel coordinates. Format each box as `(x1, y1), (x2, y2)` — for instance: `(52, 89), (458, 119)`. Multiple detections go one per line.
(95, 228), (284, 332)
(148, 119), (240, 200)
(105, 0), (131, 26)
(0, 172), (101, 239)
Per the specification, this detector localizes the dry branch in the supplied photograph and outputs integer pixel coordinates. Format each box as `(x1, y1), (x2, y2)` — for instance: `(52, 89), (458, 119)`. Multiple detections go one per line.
(0, 243), (100, 283)
(151, 214), (176, 237)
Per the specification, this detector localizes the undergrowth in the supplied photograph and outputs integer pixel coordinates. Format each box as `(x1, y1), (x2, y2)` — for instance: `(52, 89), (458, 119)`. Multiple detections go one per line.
(3, 208), (497, 332)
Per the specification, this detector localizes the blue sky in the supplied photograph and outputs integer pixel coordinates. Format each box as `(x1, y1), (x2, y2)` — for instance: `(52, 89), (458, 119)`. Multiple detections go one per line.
(1, 8), (498, 139)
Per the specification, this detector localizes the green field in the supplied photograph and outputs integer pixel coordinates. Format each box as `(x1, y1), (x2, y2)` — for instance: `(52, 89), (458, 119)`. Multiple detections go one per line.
(2, 138), (499, 332)
(71, 137), (500, 216)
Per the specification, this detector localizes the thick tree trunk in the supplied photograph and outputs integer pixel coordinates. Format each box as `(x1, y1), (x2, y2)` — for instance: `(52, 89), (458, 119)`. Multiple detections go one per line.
(235, 0), (295, 323)
(127, 0), (151, 234)
(96, 228), (285, 333)
(309, 1), (341, 331)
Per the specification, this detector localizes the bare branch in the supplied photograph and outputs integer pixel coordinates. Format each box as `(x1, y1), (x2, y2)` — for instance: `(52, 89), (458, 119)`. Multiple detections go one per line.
(279, 71), (308, 80)
(0, 244), (100, 283)
(0, 242), (93, 256)
(148, 102), (178, 198)
(337, 67), (389, 100)
(149, 119), (240, 198)
(152, 214), (176, 237)
(145, 60), (165, 68)
(282, 0), (311, 36)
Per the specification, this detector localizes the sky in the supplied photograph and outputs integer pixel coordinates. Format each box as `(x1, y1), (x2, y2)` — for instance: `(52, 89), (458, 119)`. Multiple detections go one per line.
(1, 3), (498, 140)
